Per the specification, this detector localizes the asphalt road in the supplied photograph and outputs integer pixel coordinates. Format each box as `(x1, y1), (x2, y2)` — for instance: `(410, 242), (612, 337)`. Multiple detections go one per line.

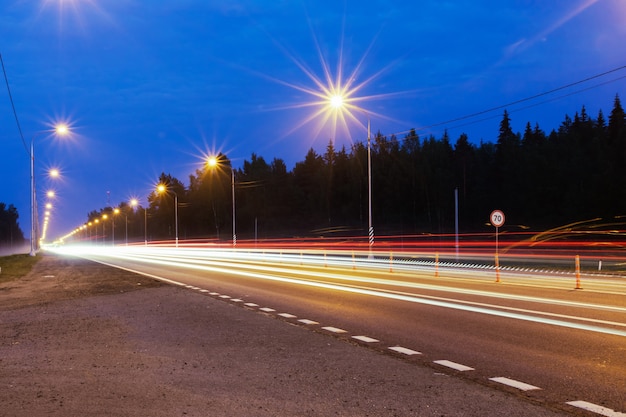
(51, 245), (626, 416)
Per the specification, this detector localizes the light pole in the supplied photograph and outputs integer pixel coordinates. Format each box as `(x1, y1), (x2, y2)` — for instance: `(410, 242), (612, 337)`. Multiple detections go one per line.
(29, 124), (69, 256)
(112, 208), (120, 245)
(207, 156), (236, 247)
(102, 214), (108, 244)
(329, 96), (374, 253)
(366, 115), (373, 251)
(157, 184), (178, 247)
(128, 199), (138, 246)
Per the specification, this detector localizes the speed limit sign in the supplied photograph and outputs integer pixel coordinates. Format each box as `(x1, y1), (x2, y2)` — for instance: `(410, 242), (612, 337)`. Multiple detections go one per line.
(490, 210), (505, 227)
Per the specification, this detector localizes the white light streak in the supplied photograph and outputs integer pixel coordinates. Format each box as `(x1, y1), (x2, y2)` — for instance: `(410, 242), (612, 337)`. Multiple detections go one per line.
(49, 245), (626, 338)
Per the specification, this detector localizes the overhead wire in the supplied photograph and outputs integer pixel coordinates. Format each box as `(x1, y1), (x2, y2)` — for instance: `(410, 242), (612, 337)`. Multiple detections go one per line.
(386, 64), (626, 140)
(0, 53), (28, 155)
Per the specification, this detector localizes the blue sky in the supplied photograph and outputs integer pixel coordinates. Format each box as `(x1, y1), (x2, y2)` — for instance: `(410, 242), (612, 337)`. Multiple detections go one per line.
(1, 0), (625, 242)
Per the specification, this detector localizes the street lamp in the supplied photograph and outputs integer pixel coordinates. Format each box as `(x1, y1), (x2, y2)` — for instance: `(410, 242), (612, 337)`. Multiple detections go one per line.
(365, 114), (373, 251)
(112, 208), (120, 245)
(329, 96), (374, 251)
(128, 199), (138, 246)
(157, 184), (178, 247)
(207, 156), (236, 247)
(102, 214), (108, 244)
(29, 124), (69, 256)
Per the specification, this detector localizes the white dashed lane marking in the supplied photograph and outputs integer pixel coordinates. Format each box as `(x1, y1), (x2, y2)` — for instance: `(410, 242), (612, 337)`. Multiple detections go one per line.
(433, 360), (474, 372)
(489, 377), (541, 391)
(388, 346), (421, 356)
(567, 401), (626, 417)
(352, 335), (379, 343)
(186, 283), (625, 415)
(322, 326), (347, 334)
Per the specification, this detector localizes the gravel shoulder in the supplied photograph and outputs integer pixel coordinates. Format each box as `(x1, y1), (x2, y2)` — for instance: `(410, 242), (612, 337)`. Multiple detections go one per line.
(0, 253), (571, 416)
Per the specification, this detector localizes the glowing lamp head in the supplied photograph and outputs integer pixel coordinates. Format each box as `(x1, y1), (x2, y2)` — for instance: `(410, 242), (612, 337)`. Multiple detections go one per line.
(55, 124), (69, 135)
(157, 184), (167, 194)
(330, 94), (344, 109)
(130, 198), (138, 207)
(49, 169), (60, 178)
(207, 156), (218, 168)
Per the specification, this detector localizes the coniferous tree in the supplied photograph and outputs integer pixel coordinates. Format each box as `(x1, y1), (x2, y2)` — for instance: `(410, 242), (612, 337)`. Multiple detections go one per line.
(0, 203), (25, 248)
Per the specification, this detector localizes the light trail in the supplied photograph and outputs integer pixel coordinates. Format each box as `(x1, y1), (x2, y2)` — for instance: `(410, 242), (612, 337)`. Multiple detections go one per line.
(49, 245), (626, 338)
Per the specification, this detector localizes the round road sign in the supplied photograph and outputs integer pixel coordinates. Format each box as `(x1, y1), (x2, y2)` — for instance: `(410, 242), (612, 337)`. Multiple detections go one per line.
(490, 210), (505, 227)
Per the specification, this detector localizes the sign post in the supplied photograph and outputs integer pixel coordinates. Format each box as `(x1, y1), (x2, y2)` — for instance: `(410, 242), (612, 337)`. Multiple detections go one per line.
(490, 210), (505, 283)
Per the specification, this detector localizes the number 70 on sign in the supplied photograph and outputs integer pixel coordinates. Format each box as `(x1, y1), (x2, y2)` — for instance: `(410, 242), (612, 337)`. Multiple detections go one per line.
(490, 210), (505, 227)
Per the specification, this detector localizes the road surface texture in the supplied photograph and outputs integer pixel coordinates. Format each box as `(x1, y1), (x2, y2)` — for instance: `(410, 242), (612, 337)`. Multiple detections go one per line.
(0, 253), (572, 416)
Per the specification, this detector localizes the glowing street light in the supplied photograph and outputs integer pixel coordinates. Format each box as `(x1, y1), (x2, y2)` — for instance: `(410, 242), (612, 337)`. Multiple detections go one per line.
(128, 199), (138, 246)
(102, 214), (108, 244)
(112, 208), (120, 245)
(157, 184), (179, 247)
(29, 123), (70, 256)
(328, 95), (374, 251)
(207, 155), (236, 247)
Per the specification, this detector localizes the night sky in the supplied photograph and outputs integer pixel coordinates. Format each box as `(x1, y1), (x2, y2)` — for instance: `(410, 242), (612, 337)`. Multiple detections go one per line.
(1, 0), (624, 242)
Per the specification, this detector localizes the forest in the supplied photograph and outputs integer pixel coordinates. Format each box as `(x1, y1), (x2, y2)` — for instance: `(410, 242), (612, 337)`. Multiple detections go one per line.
(78, 94), (625, 244)
(0, 202), (24, 249)
(2, 94), (625, 248)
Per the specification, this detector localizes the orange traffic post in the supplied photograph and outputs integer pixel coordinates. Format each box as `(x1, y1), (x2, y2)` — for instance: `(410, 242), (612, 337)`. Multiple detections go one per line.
(575, 255), (583, 290)
(352, 251), (356, 270)
(389, 251), (393, 273)
(324, 250), (327, 268)
(435, 252), (439, 278)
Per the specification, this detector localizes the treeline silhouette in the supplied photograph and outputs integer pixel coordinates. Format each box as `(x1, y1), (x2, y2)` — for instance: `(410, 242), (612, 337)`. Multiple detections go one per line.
(0, 202), (25, 249)
(78, 94), (625, 243)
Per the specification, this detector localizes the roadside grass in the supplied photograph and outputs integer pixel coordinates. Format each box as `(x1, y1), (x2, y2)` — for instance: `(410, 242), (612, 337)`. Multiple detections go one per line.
(0, 254), (40, 284)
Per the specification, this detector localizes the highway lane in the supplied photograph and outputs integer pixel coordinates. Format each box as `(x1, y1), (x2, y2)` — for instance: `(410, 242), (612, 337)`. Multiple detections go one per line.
(51, 245), (626, 416)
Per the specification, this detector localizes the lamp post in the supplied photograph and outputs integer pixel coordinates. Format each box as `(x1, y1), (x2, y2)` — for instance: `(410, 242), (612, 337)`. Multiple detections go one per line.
(366, 115), (373, 251)
(207, 156), (236, 247)
(112, 208), (120, 245)
(29, 124), (69, 256)
(329, 96), (373, 253)
(128, 199), (138, 246)
(157, 184), (178, 247)
(102, 214), (108, 244)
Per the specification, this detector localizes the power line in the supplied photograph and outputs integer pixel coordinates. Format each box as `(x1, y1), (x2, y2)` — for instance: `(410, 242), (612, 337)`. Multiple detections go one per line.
(0, 53), (28, 154)
(382, 64), (626, 140)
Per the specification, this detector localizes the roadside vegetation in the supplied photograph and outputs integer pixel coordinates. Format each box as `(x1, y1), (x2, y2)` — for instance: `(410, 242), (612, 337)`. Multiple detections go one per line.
(0, 254), (40, 284)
